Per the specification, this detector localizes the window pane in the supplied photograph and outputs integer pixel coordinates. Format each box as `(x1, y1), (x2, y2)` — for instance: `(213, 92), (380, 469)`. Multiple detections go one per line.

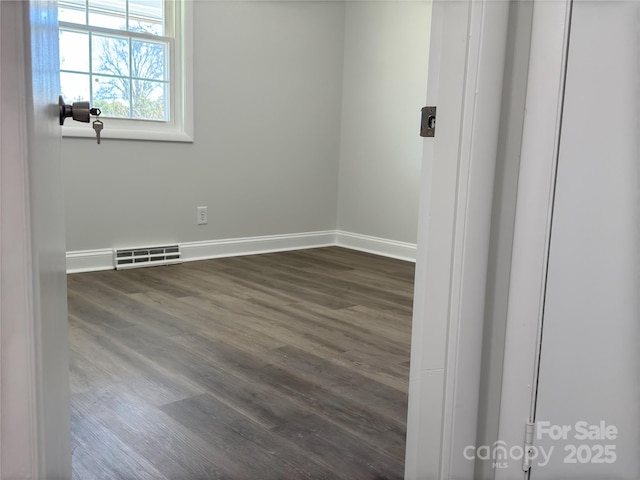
(131, 80), (166, 120)
(92, 35), (130, 77)
(128, 0), (164, 35)
(60, 72), (90, 102)
(60, 30), (89, 72)
(59, 0), (86, 24)
(131, 40), (166, 80)
(59, 0), (176, 125)
(88, 0), (126, 30)
(93, 76), (130, 118)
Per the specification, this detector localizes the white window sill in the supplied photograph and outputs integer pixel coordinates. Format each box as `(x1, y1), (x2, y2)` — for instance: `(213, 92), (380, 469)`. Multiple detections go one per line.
(62, 123), (193, 143)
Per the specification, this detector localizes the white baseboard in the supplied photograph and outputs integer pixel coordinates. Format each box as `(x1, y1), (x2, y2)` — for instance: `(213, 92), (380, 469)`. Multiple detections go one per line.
(66, 230), (416, 273)
(179, 230), (336, 263)
(336, 231), (417, 262)
(66, 249), (114, 274)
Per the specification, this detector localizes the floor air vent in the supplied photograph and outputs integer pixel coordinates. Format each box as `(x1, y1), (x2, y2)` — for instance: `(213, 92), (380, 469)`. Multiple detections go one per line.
(114, 245), (181, 270)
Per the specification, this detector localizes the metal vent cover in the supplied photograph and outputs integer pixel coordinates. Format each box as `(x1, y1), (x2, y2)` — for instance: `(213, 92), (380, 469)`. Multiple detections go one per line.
(114, 245), (181, 270)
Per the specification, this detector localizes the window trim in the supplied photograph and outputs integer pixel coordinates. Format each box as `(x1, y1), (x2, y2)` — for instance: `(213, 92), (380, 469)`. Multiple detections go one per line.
(60, 0), (194, 143)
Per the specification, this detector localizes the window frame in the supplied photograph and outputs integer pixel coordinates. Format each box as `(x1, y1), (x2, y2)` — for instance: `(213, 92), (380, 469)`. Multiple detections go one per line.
(60, 0), (194, 143)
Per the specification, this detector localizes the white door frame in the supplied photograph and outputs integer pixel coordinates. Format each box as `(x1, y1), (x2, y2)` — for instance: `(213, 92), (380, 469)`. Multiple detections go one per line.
(406, 1), (574, 478)
(495, 2), (572, 479)
(405, 0), (512, 478)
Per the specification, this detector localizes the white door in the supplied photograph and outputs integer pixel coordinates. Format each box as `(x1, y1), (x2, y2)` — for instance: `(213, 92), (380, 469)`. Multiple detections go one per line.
(0, 0), (71, 477)
(531, 1), (639, 478)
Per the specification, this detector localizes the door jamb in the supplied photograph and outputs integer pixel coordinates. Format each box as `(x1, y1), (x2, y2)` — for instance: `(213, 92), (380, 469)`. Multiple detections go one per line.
(405, 0), (511, 478)
(406, 1), (572, 478)
(494, 1), (572, 479)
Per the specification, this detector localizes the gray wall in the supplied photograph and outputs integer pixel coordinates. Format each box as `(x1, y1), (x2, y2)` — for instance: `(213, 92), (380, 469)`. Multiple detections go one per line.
(337, 1), (430, 243)
(62, 1), (431, 253)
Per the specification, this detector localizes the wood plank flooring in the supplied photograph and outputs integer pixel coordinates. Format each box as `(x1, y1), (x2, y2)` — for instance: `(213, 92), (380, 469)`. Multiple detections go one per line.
(67, 247), (415, 480)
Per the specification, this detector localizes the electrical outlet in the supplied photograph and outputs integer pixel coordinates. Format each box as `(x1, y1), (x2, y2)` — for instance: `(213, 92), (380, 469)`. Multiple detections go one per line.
(197, 206), (208, 225)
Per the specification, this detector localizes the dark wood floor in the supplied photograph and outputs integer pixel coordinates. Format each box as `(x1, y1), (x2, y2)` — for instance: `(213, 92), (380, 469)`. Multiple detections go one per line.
(67, 247), (414, 480)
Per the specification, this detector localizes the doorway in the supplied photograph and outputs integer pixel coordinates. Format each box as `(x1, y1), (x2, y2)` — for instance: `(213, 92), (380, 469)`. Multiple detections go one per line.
(2, 0), (514, 478)
(61, 1), (431, 478)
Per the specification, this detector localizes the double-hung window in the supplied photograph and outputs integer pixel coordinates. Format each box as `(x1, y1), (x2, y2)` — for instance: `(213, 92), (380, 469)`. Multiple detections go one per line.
(58, 0), (193, 142)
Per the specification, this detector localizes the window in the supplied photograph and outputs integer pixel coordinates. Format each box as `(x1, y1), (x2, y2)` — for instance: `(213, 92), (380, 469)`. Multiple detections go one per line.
(58, 0), (193, 142)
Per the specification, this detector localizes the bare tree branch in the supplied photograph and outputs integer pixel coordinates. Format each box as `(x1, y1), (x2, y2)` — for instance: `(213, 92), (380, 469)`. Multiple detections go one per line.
(93, 32), (166, 119)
